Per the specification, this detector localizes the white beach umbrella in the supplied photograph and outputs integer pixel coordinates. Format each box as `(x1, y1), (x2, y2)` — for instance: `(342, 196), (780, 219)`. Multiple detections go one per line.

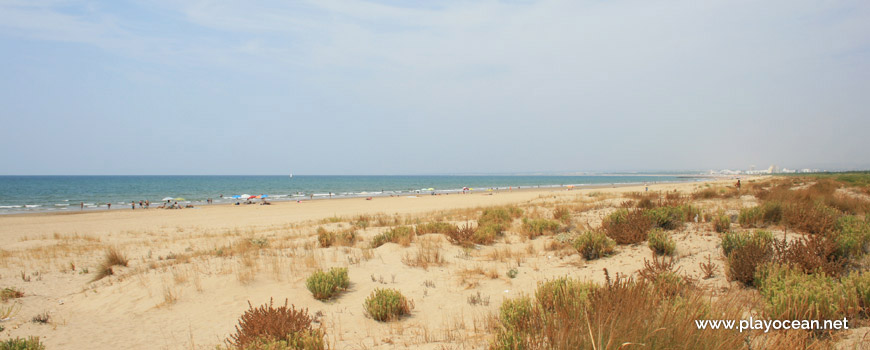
(161, 197), (174, 201)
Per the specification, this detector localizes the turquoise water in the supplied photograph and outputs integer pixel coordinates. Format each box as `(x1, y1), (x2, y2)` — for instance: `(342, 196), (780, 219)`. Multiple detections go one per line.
(0, 175), (700, 214)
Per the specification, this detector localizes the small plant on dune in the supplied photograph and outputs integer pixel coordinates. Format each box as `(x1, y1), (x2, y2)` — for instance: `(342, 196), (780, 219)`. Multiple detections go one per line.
(507, 268), (519, 279)
(93, 247), (129, 281)
(552, 207), (572, 225)
(755, 263), (859, 322)
(572, 231), (616, 260)
(317, 227), (356, 248)
(738, 207), (762, 228)
(534, 277), (595, 312)
(0, 337), (45, 350)
(370, 226), (415, 248)
(446, 222), (476, 247)
(363, 288), (413, 322)
(305, 267), (350, 301)
(722, 231), (774, 286)
(699, 255), (716, 279)
(105, 247), (129, 267)
(647, 229), (676, 256)
(1, 287), (24, 302)
(227, 298), (325, 350)
(415, 221), (459, 236)
(712, 213), (730, 233)
(31, 312), (50, 324)
(601, 208), (653, 244)
(644, 206), (684, 230)
(520, 218), (561, 238)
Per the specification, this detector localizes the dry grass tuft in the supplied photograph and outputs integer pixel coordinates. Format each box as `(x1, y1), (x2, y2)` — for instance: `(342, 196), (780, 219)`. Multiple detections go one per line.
(401, 237), (446, 270)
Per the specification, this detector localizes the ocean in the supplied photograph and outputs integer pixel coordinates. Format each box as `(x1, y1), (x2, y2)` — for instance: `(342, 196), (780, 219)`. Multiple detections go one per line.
(0, 175), (701, 214)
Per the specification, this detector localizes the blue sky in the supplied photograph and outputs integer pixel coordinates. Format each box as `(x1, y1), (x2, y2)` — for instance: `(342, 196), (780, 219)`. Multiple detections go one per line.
(1, 0), (868, 175)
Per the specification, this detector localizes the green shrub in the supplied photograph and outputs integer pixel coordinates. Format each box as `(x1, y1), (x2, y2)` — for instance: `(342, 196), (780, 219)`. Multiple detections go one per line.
(602, 208), (653, 244)
(473, 223), (503, 245)
(479, 207), (522, 227)
(363, 288), (413, 322)
(520, 218), (561, 238)
(645, 206), (683, 230)
(648, 229), (676, 256)
(755, 263), (859, 321)
(842, 270), (870, 313)
(306, 267), (349, 300)
(415, 222), (458, 235)
(370, 226), (414, 248)
(721, 230), (772, 257)
(573, 231), (616, 260)
(552, 207), (572, 225)
(0, 337), (45, 350)
(534, 278), (595, 312)
(836, 215), (870, 258)
(738, 207), (762, 228)
(713, 214), (730, 233)
(227, 299), (325, 350)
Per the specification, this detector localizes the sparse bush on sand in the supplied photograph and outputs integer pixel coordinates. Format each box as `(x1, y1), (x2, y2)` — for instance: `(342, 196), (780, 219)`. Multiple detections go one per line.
(317, 227), (356, 248)
(601, 208), (652, 244)
(0, 337), (45, 350)
(1, 287), (24, 302)
(520, 218), (561, 238)
(306, 267), (349, 300)
(572, 231), (615, 260)
(713, 214), (730, 233)
(722, 230), (774, 286)
(227, 298), (325, 350)
(370, 226), (414, 248)
(363, 288), (413, 322)
(647, 229), (676, 256)
(415, 222), (458, 236)
(491, 273), (745, 350)
(552, 207), (571, 225)
(93, 247), (129, 281)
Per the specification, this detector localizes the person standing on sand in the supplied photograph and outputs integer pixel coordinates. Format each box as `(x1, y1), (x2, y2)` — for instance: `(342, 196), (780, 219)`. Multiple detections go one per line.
(131, 201), (135, 210)
(107, 203), (111, 210)
(80, 202), (84, 210)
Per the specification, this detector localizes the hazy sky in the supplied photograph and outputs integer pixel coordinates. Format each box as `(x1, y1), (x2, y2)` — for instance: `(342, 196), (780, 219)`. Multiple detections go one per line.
(1, 0), (868, 175)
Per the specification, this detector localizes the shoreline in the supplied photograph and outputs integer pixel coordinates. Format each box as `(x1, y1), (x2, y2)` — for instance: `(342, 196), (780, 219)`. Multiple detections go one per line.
(0, 177), (719, 218)
(0, 174), (730, 217)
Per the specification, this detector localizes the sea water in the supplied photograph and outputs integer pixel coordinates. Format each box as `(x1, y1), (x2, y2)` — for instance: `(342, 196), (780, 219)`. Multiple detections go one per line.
(0, 175), (701, 214)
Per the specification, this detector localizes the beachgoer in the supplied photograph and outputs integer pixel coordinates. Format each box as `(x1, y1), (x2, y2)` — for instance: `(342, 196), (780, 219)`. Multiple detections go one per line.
(131, 201), (135, 210)
(80, 202), (84, 210)
(146, 200), (150, 208)
(736, 179), (741, 190)
(107, 203), (111, 210)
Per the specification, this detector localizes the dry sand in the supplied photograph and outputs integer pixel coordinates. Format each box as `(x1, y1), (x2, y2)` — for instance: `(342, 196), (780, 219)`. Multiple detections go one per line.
(1, 177), (844, 349)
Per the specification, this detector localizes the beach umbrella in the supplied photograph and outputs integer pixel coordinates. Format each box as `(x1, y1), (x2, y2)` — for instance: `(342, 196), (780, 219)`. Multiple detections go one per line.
(162, 197), (174, 201)
(261, 194), (269, 198)
(174, 197), (186, 201)
(231, 195), (241, 199)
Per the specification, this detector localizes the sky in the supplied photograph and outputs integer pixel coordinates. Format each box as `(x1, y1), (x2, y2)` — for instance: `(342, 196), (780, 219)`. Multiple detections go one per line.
(0, 0), (868, 175)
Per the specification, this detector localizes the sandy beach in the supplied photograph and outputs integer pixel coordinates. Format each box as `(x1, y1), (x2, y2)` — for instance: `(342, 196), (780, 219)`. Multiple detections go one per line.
(1, 176), (868, 349)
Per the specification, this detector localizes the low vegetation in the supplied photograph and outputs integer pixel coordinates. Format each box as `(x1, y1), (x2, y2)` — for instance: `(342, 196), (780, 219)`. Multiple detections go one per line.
(601, 208), (652, 244)
(305, 267), (350, 300)
(363, 288), (413, 322)
(370, 226), (415, 248)
(647, 229), (676, 256)
(0, 337), (45, 350)
(227, 299), (325, 350)
(1, 287), (24, 302)
(572, 231), (615, 260)
(317, 227), (356, 248)
(520, 218), (560, 238)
